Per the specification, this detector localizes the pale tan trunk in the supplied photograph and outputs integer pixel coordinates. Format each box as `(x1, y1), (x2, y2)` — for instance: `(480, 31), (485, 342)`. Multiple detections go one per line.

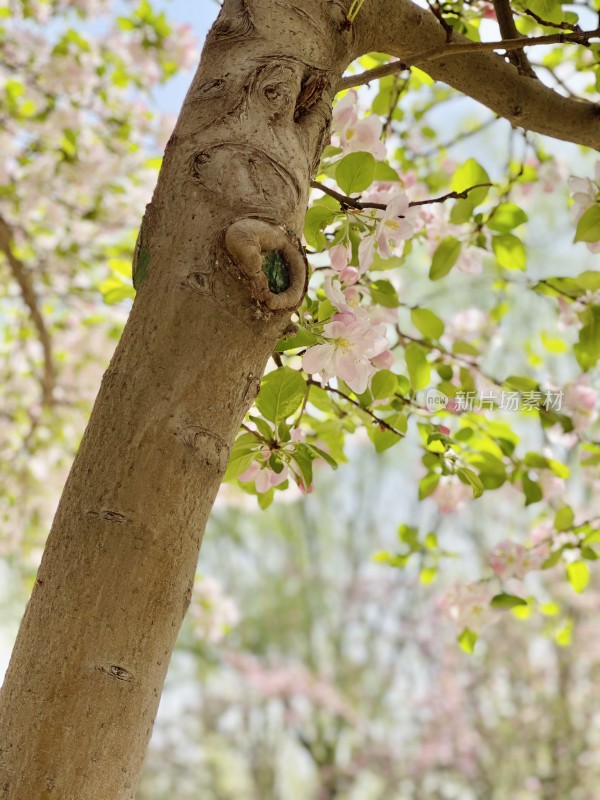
(0, 1), (351, 797)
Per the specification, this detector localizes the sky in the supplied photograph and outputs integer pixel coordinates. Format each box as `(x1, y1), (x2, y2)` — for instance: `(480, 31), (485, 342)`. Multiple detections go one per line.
(153, 0), (220, 113)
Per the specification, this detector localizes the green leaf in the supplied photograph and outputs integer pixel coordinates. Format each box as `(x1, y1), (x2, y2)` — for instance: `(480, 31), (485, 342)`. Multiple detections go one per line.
(99, 277), (136, 305)
(487, 202), (528, 232)
(256, 367), (307, 423)
(574, 306), (600, 371)
(429, 237), (461, 280)
(456, 467), (484, 498)
(425, 532), (438, 549)
(290, 443), (314, 490)
(398, 523), (419, 548)
(541, 331), (568, 354)
(304, 206), (337, 250)
(411, 308), (445, 340)
(555, 620), (573, 647)
(522, 473), (543, 505)
(367, 413), (407, 452)
(373, 161), (400, 182)
(566, 561), (589, 593)
(223, 433), (261, 482)
(419, 472), (440, 500)
(369, 279), (399, 307)
(542, 549), (563, 569)
(336, 152), (376, 195)
(249, 415), (275, 442)
(540, 602), (560, 616)
(308, 385), (338, 415)
(276, 327), (319, 352)
(457, 627), (478, 653)
(529, 0), (568, 25)
(307, 443), (338, 469)
(491, 593), (528, 609)
(405, 343), (431, 390)
(492, 233), (526, 271)
(420, 567), (437, 585)
(555, 505), (575, 532)
(371, 369), (398, 400)
(574, 205), (600, 243)
(257, 488), (275, 510)
(451, 158), (490, 206)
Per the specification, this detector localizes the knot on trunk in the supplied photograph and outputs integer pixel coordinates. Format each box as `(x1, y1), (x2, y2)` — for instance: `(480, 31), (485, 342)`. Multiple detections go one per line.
(225, 218), (307, 311)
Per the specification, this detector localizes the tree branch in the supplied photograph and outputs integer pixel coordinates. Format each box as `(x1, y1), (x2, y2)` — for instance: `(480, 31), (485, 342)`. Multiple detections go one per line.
(307, 379), (408, 436)
(0, 216), (55, 406)
(310, 180), (492, 211)
(348, 0), (600, 150)
(340, 28), (600, 90)
(492, 0), (537, 78)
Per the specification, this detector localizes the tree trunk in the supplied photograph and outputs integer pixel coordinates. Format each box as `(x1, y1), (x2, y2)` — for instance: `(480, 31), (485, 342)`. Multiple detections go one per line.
(1, 0), (598, 796)
(0, 1), (347, 797)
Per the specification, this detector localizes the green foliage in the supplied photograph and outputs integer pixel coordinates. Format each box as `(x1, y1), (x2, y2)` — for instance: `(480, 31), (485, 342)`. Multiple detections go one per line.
(256, 368), (307, 424)
(429, 237), (461, 280)
(336, 152), (376, 195)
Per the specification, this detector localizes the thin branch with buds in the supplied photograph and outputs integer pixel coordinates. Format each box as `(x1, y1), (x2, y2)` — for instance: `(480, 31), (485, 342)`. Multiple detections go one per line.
(492, 0), (537, 78)
(338, 27), (600, 89)
(307, 378), (408, 436)
(310, 181), (493, 212)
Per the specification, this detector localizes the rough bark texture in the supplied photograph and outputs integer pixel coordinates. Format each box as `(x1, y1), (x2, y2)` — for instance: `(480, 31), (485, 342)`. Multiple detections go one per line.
(0, 2), (348, 798)
(0, 0), (598, 798)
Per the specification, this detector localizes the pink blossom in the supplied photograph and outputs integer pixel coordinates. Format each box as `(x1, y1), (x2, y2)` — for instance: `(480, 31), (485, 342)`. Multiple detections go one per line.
(538, 471), (566, 503)
(339, 266), (360, 285)
(446, 308), (492, 342)
(343, 115), (386, 160)
(190, 575), (239, 644)
(332, 90), (386, 160)
(376, 192), (418, 256)
(332, 90), (357, 132)
(371, 349), (394, 370)
(557, 296), (579, 328)
(457, 246), (482, 274)
(431, 475), (473, 514)
(440, 582), (498, 633)
(359, 192), (419, 271)
(303, 312), (388, 394)
(329, 242), (351, 271)
(489, 540), (546, 579)
(563, 378), (598, 431)
(239, 459), (289, 493)
(568, 161), (600, 252)
(324, 276), (357, 313)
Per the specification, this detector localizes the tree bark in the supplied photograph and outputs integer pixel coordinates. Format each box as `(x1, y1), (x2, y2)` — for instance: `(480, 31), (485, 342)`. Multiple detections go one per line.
(0, 1), (345, 796)
(0, 0), (598, 797)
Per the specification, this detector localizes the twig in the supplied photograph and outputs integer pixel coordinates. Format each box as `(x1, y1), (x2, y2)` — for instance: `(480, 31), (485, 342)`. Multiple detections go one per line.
(338, 28), (600, 89)
(416, 116), (498, 158)
(241, 422), (271, 446)
(382, 74), (410, 138)
(307, 378), (407, 436)
(518, 7), (583, 32)
(310, 180), (493, 212)
(0, 215), (55, 406)
(492, 0), (537, 78)
(530, 62), (580, 98)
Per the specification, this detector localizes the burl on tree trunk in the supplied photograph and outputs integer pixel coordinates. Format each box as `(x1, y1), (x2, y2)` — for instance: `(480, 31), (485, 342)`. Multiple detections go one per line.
(1, 0), (598, 797)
